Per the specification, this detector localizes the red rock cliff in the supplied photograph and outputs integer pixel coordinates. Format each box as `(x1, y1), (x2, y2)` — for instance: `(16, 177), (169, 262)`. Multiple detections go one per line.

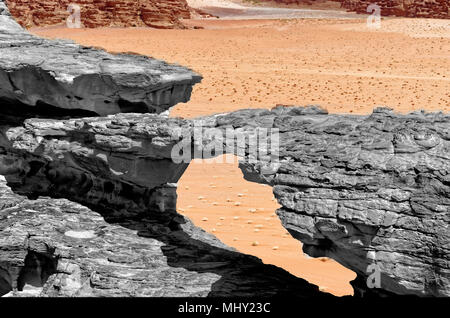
(340, 0), (449, 19)
(5, 0), (193, 28)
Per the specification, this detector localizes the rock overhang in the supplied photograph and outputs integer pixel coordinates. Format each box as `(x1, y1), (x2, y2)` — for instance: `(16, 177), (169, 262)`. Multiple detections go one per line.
(0, 0), (202, 117)
(0, 0), (449, 299)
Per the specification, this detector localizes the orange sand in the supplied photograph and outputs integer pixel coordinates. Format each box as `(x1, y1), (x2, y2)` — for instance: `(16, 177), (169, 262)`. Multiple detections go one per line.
(32, 17), (449, 297)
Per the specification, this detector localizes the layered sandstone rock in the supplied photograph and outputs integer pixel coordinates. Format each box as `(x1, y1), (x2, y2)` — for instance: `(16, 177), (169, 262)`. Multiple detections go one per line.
(340, 0), (449, 19)
(5, 0), (193, 28)
(0, 0), (201, 118)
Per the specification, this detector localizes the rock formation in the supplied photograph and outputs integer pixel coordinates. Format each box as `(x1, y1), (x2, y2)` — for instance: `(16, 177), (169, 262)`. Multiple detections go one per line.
(214, 106), (449, 297)
(261, 0), (449, 19)
(0, 0), (201, 118)
(0, 176), (330, 297)
(340, 0), (449, 19)
(5, 0), (195, 29)
(1, 0), (449, 298)
(0, 0), (330, 298)
(0, 105), (448, 297)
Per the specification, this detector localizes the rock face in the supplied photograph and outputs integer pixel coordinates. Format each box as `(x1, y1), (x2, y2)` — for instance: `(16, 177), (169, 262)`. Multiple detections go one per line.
(0, 176), (328, 297)
(263, 0), (449, 19)
(0, 0), (201, 118)
(5, 0), (194, 29)
(340, 0), (449, 19)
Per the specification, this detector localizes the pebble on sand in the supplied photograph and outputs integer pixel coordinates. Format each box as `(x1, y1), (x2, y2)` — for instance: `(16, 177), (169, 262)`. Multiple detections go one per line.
(248, 208), (257, 213)
(272, 246), (279, 250)
(234, 202), (241, 206)
(198, 196), (205, 200)
(251, 241), (259, 246)
(202, 217), (208, 221)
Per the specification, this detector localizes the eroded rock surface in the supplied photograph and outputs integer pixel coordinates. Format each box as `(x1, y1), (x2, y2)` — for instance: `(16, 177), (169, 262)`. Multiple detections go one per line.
(340, 0), (449, 19)
(265, 0), (449, 19)
(208, 106), (450, 297)
(0, 177), (327, 297)
(0, 0), (448, 297)
(0, 0), (201, 118)
(1, 106), (448, 297)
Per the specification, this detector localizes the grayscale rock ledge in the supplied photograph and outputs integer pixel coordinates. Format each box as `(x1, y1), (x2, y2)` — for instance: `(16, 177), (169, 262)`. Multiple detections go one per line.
(0, 0), (201, 117)
(0, 106), (448, 297)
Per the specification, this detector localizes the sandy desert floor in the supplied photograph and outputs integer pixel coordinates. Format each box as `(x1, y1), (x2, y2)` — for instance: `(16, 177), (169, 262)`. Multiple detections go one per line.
(32, 13), (449, 297)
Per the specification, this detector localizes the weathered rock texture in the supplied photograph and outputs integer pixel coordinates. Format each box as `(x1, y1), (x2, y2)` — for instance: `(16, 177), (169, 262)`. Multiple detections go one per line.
(0, 106), (448, 297)
(263, 0), (449, 19)
(0, 0), (201, 118)
(0, 176), (328, 297)
(0, 3), (327, 297)
(340, 0), (449, 19)
(212, 106), (449, 297)
(5, 0), (194, 29)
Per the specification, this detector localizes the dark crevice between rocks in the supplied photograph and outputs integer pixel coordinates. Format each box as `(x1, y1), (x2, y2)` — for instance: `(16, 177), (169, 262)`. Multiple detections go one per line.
(17, 251), (58, 292)
(0, 98), (99, 126)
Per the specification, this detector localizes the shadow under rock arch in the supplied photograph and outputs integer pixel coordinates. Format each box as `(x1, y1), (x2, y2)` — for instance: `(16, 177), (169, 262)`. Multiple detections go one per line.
(1, 166), (331, 297)
(95, 204), (332, 298)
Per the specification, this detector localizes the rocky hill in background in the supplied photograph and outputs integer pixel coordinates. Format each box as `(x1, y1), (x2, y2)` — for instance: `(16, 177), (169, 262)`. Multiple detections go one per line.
(5, 0), (194, 28)
(341, 0), (449, 19)
(262, 0), (449, 19)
